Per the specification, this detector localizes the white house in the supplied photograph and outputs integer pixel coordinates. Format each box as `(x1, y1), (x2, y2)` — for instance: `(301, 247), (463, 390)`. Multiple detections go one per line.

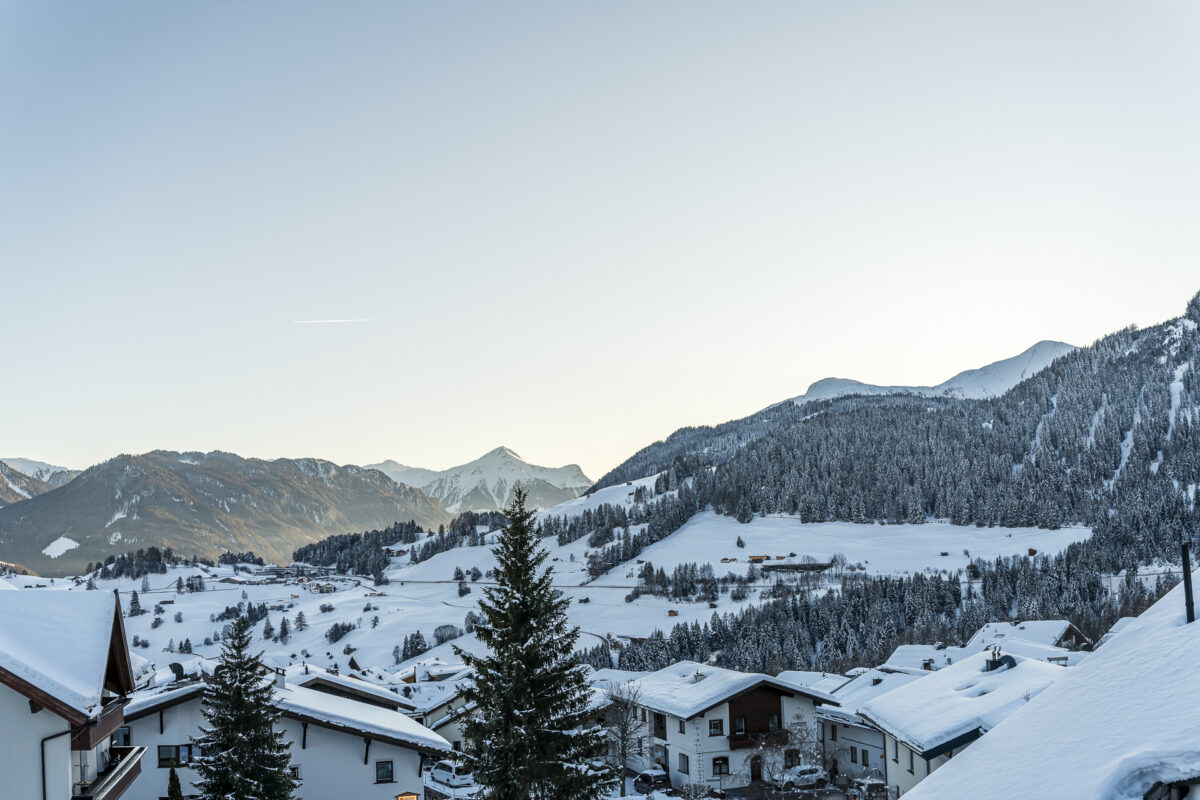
(815, 667), (925, 782)
(622, 661), (836, 791)
(903, 579), (1200, 800)
(121, 665), (451, 800)
(858, 648), (1066, 796)
(0, 590), (144, 800)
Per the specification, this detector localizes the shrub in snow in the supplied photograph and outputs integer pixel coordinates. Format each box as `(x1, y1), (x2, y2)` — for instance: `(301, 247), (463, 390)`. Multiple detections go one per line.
(325, 621), (355, 643)
(433, 624), (463, 646)
(319, 603), (334, 613)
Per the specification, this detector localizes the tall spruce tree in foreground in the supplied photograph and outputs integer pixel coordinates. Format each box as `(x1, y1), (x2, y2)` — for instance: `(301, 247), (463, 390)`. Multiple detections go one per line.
(454, 488), (614, 800)
(191, 617), (297, 800)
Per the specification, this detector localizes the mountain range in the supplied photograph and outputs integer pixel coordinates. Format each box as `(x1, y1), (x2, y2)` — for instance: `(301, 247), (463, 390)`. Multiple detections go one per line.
(0, 451), (450, 576)
(787, 340), (1077, 405)
(368, 447), (592, 514)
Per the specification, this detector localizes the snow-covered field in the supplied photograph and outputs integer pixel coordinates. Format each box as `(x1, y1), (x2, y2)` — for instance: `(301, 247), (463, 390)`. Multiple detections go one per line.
(0, 480), (1092, 683)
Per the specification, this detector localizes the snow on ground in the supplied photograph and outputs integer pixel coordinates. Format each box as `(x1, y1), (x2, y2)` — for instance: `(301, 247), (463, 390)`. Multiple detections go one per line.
(6, 493), (1091, 692)
(41, 535), (80, 558)
(599, 511), (1090, 579)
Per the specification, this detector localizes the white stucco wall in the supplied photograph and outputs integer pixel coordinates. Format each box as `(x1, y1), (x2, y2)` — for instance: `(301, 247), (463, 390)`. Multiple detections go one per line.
(823, 719), (885, 779)
(124, 694), (431, 800)
(0, 682), (73, 800)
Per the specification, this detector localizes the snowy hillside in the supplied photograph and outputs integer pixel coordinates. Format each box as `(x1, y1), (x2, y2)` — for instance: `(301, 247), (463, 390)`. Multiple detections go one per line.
(372, 447), (592, 513)
(789, 340), (1076, 405)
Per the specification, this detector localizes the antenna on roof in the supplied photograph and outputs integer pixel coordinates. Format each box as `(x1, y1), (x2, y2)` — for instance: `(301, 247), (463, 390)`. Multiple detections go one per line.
(1182, 541), (1195, 624)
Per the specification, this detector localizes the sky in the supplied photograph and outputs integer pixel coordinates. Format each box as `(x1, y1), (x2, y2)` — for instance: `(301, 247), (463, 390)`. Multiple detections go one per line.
(2, 1), (1199, 481)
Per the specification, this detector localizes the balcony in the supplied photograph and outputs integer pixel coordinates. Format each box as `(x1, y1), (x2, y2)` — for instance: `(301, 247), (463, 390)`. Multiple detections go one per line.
(72, 699), (126, 751)
(728, 730), (789, 751)
(72, 746), (146, 800)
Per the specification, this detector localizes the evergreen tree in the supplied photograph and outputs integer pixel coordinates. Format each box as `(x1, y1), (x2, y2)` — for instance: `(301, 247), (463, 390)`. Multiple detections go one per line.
(278, 617), (290, 644)
(294, 611), (307, 632)
(454, 488), (614, 800)
(128, 591), (144, 617)
(191, 617), (297, 800)
(167, 766), (185, 800)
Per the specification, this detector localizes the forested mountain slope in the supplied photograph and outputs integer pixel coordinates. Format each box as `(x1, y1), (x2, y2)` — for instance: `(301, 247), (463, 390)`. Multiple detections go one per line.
(0, 451), (450, 576)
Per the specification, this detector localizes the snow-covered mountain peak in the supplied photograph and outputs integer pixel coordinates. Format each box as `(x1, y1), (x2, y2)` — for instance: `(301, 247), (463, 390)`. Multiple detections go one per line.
(369, 447), (592, 514)
(790, 340), (1076, 406)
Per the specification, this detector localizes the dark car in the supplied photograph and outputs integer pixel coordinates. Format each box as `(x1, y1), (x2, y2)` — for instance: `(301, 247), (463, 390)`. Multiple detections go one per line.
(633, 768), (672, 793)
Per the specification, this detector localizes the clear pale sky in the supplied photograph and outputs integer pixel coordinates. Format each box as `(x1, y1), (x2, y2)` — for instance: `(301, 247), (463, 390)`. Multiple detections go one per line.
(3, 1), (1199, 480)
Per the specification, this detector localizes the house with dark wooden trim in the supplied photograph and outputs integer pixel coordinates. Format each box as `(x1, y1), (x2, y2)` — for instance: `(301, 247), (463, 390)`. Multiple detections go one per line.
(0, 590), (145, 800)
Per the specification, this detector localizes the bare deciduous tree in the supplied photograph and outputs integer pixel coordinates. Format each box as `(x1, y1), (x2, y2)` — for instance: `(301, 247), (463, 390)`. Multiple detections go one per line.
(605, 684), (648, 796)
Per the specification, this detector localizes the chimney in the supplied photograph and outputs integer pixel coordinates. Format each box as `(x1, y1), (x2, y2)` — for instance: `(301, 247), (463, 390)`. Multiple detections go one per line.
(1183, 541), (1196, 624)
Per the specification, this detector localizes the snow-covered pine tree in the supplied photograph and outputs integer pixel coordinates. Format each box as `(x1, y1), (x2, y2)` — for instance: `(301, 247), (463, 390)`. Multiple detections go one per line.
(128, 590), (144, 617)
(191, 617), (297, 800)
(454, 488), (614, 800)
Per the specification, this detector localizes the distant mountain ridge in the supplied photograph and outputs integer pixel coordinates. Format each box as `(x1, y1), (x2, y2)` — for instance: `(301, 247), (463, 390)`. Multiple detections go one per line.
(369, 447), (592, 513)
(592, 339), (1078, 491)
(1, 458), (79, 489)
(0, 450), (451, 576)
(788, 340), (1077, 405)
(0, 461), (51, 506)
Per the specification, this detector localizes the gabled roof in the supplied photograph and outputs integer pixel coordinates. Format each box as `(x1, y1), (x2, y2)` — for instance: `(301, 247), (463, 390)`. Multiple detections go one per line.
(124, 678), (451, 754)
(964, 620), (1078, 649)
(286, 665), (415, 711)
(276, 683), (451, 754)
(816, 668), (926, 727)
(625, 661), (835, 720)
(0, 590), (134, 723)
(883, 634), (1086, 673)
(775, 669), (854, 695)
(904, 578), (1200, 800)
(858, 651), (1064, 758)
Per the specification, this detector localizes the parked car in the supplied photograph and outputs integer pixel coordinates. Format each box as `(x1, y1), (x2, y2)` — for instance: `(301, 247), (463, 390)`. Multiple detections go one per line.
(633, 767), (672, 793)
(430, 760), (474, 788)
(848, 777), (888, 799)
(771, 764), (828, 790)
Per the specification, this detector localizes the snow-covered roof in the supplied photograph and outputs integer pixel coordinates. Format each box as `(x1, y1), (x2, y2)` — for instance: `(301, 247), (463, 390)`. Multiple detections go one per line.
(905, 578), (1200, 800)
(1095, 615), (1138, 649)
(587, 668), (649, 692)
(883, 633), (1086, 673)
(775, 670), (853, 695)
(125, 675), (450, 753)
(625, 661), (835, 720)
(286, 665), (415, 710)
(0, 590), (129, 720)
(964, 620), (1075, 649)
(816, 668), (926, 727)
(858, 650), (1065, 757)
(399, 670), (474, 715)
(276, 682), (451, 753)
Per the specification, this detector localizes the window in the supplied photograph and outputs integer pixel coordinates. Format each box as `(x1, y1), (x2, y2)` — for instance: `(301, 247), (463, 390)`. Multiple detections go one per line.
(709, 719), (723, 736)
(784, 749), (800, 768)
(452, 741), (462, 752)
(112, 726), (131, 747)
(850, 747), (858, 764)
(678, 719), (686, 734)
(862, 750), (869, 768)
(640, 709), (647, 722)
(376, 760), (395, 784)
(157, 745), (194, 768)
(893, 740), (899, 762)
(712, 757), (729, 776)
(907, 749), (914, 774)
(678, 753), (689, 775)
(830, 725), (838, 741)
(289, 765), (301, 780)
(768, 713), (779, 734)
(734, 717), (746, 736)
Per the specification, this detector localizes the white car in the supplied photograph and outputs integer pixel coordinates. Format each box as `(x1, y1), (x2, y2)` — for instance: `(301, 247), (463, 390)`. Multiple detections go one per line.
(430, 760), (474, 788)
(772, 764), (828, 790)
